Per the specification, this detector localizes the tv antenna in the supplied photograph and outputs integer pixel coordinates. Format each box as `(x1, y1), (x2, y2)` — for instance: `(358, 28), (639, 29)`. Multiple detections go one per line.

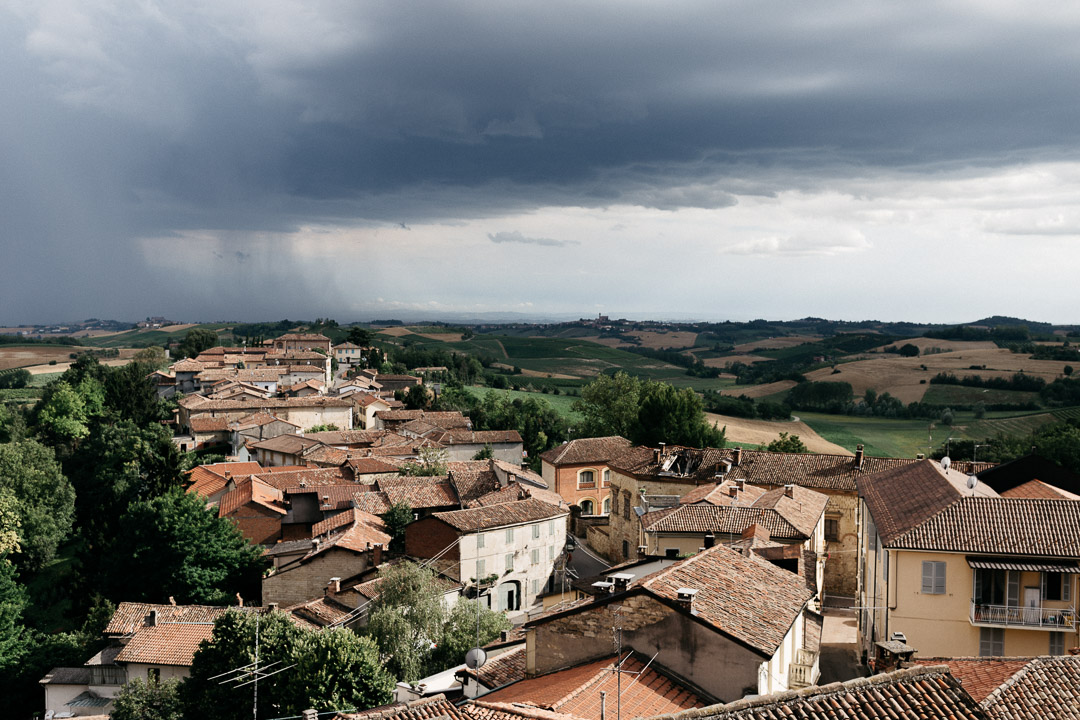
(210, 612), (295, 720)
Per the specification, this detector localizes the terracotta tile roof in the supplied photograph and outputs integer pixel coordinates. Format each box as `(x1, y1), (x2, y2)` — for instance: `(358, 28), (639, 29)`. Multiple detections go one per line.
(980, 655), (1080, 719)
(433, 499), (567, 533)
(336, 694), (464, 720)
(303, 444), (349, 466)
(493, 460), (548, 488)
(170, 359), (206, 372)
(312, 507), (362, 537)
(461, 703), (584, 720)
(218, 477), (287, 517)
(284, 595), (357, 628)
(353, 491), (394, 515)
(286, 484), (376, 511)
(912, 657), (1035, 703)
(252, 435), (326, 454)
(449, 462), (503, 504)
(104, 602), (243, 635)
(277, 333), (331, 342)
(185, 397), (354, 412)
(323, 509), (391, 550)
(481, 652), (708, 719)
(610, 446), (730, 483)
(230, 412), (298, 431)
(1000, 479), (1080, 499)
(189, 416), (231, 433)
(540, 436), (635, 466)
(645, 665), (986, 720)
(860, 460), (1080, 554)
(114, 622), (215, 666)
(431, 429), (523, 445)
(641, 504), (802, 542)
(352, 393), (391, 408)
(379, 476), (460, 509)
(458, 645), (527, 688)
(348, 457), (402, 475)
(639, 543), (813, 655)
(468, 483), (534, 508)
(186, 462), (264, 498)
(256, 467), (354, 489)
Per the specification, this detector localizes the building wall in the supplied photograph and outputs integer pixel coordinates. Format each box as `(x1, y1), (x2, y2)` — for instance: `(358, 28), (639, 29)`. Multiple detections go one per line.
(443, 442), (522, 464)
(222, 504), (283, 545)
(125, 663), (189, 684)
(546, 463), (613, 515)
(531, 593), (765, 703)
(605, 470), (700, 564)
(405, 518), (463, 573)
(262, 548), (374, 607)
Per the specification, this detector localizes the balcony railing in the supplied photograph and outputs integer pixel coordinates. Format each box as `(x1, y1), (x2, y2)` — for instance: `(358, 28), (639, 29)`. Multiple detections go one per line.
(970, 601), (1077, 630)
(789, 649), (818, 689)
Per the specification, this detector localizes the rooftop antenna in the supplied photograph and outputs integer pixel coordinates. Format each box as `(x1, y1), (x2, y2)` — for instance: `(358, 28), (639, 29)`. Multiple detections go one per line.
(210, 611), (295, 720)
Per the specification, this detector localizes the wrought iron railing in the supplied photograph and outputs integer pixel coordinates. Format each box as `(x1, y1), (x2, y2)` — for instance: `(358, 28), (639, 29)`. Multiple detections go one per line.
(970, 601), (1077, 630)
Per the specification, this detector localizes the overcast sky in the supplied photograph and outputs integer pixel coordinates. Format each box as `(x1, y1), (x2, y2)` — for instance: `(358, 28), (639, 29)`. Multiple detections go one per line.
(4, 1), (1080, 325)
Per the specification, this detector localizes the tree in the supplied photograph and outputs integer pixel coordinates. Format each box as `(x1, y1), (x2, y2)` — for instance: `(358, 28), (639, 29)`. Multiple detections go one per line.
(380, 501), (413, 553)
(366, 562), (448, 682)
(400, 447), (449, 477)
(0, 556), (27, 669)
(633, 381), (725, 448)
(899, 343), (920, 357)
(403, 384), (431, 410)
(34, 381), (91, 446)
(573, 371), (641, 438)
(1066, 365), (1074, 377)
(472, 443), (494, 460)
(308, 423), (340, 433)
(0, 492), (19, 557)
(429, 598), (511, 674)
(101, 490), (264, 605)
(184, 610), (393, 720)
(132, 346), (168, 370)
(0, 369), (30, 389)
(111, 678), (184, 720)
(0, 440), (75, 569)
(348, 327), (374, 347)
(177, 327), (219, 359)
(764, 433), (808, 454)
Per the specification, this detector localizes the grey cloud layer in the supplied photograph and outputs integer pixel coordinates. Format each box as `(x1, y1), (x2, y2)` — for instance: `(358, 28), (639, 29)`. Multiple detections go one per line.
(4, 1), (1080, 321)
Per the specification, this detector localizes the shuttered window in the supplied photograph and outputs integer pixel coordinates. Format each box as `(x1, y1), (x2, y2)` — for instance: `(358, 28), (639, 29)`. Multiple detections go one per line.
(1051, 632), (1066, 656)
(979, 628), (1004, 656)
(921, 561), (946, 594)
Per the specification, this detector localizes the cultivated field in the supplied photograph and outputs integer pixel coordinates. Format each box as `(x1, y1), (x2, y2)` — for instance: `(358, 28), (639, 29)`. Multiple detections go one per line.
(702, 354), (773, 368)
(803, 347), (1071, 403)
(627, 331), (699, 350)
(732, 335), (823, 352)
(704, 413), (852, 455)
(0, 345), (83, 371)
(720, 380), (798, 399)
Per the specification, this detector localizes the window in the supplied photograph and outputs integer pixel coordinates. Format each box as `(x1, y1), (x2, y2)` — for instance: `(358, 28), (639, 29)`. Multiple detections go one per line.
(825, 517), (840, 542)
(578, 470), (595, 487)
(602, 469), (611, 487)
(477, 559), (486, 578)
(549, 545), (555, 561)
(505, 553), (514, 571)
(532, 579), (540, 596)
(921, 561), (946, 594)
(622, 540), (629, 559)
(477, 533), (485, 549)
(979, 628), (1004, 656)
(611, 493), (618, 516)
(531, 548), (540, 565)
(622, 491), (631, 520)
(506, 527), (515, 543)
(532, 524), (540, 539)
(548, 520), (555, 536)
(580, 499), (595, 515)
(602, 497), (611, 515)
(1051, 632), (1066, 656)
(1043, 572), (1071, 602)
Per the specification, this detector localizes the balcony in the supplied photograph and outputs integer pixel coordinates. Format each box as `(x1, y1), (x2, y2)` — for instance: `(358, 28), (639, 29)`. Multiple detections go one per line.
(788, 649), (818, 689)
(970, 601), (1076, 631)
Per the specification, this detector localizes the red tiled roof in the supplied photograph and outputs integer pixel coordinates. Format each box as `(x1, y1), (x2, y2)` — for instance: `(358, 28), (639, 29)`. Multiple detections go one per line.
(540, 436), (634, 466)
(348, 457), (402, 475)
(104, 602), (245, 635)
(218, 477), (287, 517)
(189, 416), (231, 433)
(461, 703), (584, 720)
(286, 484), (374, 511)
(449, 462), (503, 504)
(114, 623), (215, 666)
(980, 655), (1080, 719)
(185, 462), (264, 498)
(379, 476), (460, 509)
(433, 499), (567, 533)
(646, 665), (985, 720)
(336, 694), (464, 720)
(459, 646), (526, 688)
(481, 653), (707, 719)
(256, 468), (354, 489)
(284, 595), (356, 628)
(999, 479), (1080, 500)
(913, 657), (1033, 703)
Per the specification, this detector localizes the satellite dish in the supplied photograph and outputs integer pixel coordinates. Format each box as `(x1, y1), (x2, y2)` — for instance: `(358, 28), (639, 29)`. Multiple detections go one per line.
(967, 474), (979, 490)
(465, 647), (487, 669)
(940, 457), (951, 471)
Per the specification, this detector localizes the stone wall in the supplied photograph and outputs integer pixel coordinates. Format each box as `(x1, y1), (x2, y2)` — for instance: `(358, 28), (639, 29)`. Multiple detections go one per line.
(262, 548), (372, 607)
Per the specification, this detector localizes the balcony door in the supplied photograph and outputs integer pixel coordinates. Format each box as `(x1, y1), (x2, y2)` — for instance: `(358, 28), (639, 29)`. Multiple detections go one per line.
(1024, 586), (1041, 624)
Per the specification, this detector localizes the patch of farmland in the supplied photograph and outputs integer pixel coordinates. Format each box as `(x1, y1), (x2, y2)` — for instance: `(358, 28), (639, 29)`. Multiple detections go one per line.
(704, 413), (852, 455)
(720, 380), (798, 399)
(732, 335), (823, 353)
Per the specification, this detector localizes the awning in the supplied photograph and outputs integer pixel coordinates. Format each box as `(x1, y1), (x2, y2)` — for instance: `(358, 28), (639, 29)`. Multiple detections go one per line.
(967, 557), (1080, 573)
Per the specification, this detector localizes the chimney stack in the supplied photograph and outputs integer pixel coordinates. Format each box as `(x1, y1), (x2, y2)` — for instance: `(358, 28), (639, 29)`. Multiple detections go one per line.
(372, 542), (383, 567)
(741, 523), (771, 544)
(736, 479), (745, 491)
(675, 588), (698, 614)
(236, 593), (244, 607)
(704, 533), (715, 549)
(302, 710), (318, 720)
(784, 484), (794, 498)
(592, 581), (615, 595)
(855, 444), (864, 470)
(728, 484), (739, 498)
(267, 602), (278, 612)
(732, 447), (742, 466)
(609, 573), (635, 592)
(148, 609), (158, 626)
(327, 577), (342, 595)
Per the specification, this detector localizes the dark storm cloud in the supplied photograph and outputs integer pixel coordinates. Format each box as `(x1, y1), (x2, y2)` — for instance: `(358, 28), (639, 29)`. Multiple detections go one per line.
(5, 1), (1080, 321)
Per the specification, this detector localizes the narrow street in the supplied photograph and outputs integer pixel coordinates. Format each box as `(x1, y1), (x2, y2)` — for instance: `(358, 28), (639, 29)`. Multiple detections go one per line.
(817, 607), (867, 685)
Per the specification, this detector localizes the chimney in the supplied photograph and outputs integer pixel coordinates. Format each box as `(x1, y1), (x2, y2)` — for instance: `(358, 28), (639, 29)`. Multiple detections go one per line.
(703, 533), (715, 549)
(675, 588), (698, 614)
(500, 630), (509, 642)
(322, 495), (330, 506)
(916, 453), (925, 460)
(168, 596), (176, 606)
(736, 479), (745, 491)
(312, 538), (321, 552)
(592, 581), (615, 595)
(654, 448), (661, 464)
(236, 593), (244, 607)
(302, 710), (318, 720)
(732, 446), (742, 466)
(728, 484), (739, 498)
(372, 542), (383, 567)
(328, 577), (342, 595)
(267, 602), (278, 612)
(148, 609), (158, 626)
(854, 444), (864, 470)
(784, 484), (794, 498)
(609, 573), (635, 592)
(741, 523), (771, 544)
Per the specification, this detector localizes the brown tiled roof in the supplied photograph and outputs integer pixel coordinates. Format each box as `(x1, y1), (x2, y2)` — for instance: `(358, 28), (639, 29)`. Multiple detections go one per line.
(913, 657), (1034, 703)
(185, 397), (353, 412)
(353, 491), (393, 515)
(348, 457), (402, 475)
(610, 446), (729, 483)
(114, 623), (215, 666)
(641, 505), (803, 542)
(980, 655), (1080, 719)
(40, 666), (92, 684)
(432, 429), (522, 445)
(433, 499), (567, 532)
(468, 482), (533, 508)
(185, 462), (263, 498)
(336, 694), (464, 720)
(646, 665), (986, 720)
(379, 476), (460, 509)
(277, 333), (331, 342)
(170, 359), (206, 372)
(302, 444), (349, 466)
(480, 652), (708, 719)
(312, 507), (362, 537)
(252, 435), (325, 454)
(230, 412), (298, 431)
(458, 645), (527, 687)
(449, 462), (503, 504)
(104, 602), (240, 635)
(639, 543), (813, 656)
(189, 416), (231, 433)
(218, 477), (287, 517)
(540, 436), (634, 466)
(860, 460), (1080, 554)
(286, 484), (375, 511)
(1000, 479), (1080, 500)
(323, 511), (391, 550)
(461, 703), (584, 720)
(493, 460), (548, 488)
(284, 595), (357, 628)
(256, 467), (354, 489)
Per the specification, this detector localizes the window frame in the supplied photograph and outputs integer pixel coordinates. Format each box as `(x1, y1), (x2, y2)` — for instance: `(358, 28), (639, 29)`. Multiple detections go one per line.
(979, 627), (1004, 656)
(921, 560), (946, 595)
(577, 469), (596, 488)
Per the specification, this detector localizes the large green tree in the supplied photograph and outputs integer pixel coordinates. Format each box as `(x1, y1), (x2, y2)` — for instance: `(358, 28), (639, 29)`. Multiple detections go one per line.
(111, 678), (184, 720)
(101, 490), (264, 605)
(0, 556), (27, 669)
(184, 609), (392, 720)
(429, 598), (511, 674)
(0, 440), (75, 570)
(573, 371), (641, 438)
(635, 381), (725, 448)
(365, 562), (448, 682)
(177, 327), (220, 359)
